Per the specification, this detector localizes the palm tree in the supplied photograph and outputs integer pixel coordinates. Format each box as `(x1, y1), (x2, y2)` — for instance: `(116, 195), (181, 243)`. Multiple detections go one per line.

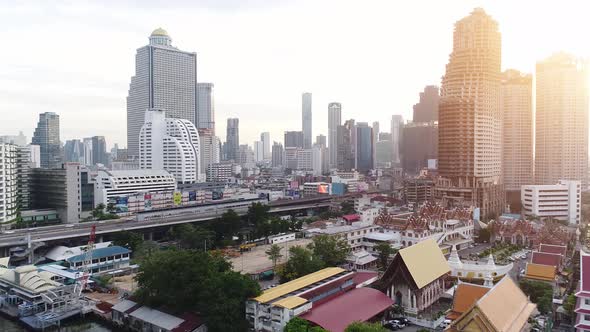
(265, 244), (283, 270)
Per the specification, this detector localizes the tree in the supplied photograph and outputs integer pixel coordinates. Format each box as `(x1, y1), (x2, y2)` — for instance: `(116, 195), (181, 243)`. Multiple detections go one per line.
(213, 209), (242, 245)
(92, 203), (106, 219)
(519, 279), (553, 314)
(345, 322), (388, 332)
(476, 228), (491, 243)
(168, 224), (214, 250)
(308, 234), (350, 267)
(106, 202), (116, 214)
(278, 246), (324, 282)
(266, 244), (283, 270)
(112, 231), (144, 252)
(563, 293), (576, 320)
(247, 202), (271, 225)
(284, 317), (328, 332)
(374, 243), (396, 271)
(134, 240), (159, 262)
(135, 249), (260, 332)
(340, 201), (355, 214)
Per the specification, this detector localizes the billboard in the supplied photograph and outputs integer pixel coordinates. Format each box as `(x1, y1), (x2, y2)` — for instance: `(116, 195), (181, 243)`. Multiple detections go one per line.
(113, 196), (129, 213)
(290, 181), (299, 190)
(144, 193), (152, 211)
(317, 184), (329, 194)
(188, 191), (197, 202)
(173, 192), (182, 206)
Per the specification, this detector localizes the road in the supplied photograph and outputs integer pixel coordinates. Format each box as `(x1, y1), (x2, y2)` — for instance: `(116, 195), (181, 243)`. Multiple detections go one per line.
(0, 203), (328, 248)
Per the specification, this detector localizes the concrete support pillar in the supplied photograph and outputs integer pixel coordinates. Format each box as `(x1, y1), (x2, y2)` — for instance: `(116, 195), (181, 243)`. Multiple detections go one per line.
(98, 236), (104, 243)
(148, 232), (154, 241)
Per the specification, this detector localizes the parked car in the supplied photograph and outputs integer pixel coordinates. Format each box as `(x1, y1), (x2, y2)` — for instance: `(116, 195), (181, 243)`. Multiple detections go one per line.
(383, 321), (400, 330)
(439, 319), (452, 329)
(391, 319), (405, 328)
(391, 317), (410, 325)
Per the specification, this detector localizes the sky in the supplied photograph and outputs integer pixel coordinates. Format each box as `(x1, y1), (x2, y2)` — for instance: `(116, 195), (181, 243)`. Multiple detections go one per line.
(1, 0), (589, 149)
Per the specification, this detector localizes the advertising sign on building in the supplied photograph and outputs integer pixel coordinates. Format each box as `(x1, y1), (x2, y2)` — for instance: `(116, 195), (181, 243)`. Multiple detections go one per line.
(290, 181), (299, 190)
(173, 192), (182, 206)
(189, 191), (197, 202)
(113, 196), (129, 213)
(144, 193), (152, 211)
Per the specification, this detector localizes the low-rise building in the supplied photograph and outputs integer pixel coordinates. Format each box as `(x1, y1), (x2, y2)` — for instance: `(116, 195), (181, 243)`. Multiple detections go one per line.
(379, 239), (450, 315)
(521, 180), (581, 225)
(302, 182), (330, 197)
(93, 169), (177, 207)
(112, 299), (207, 332)
(448, 277), (536, 332)
(575, 250), (590, 331)
(206, 162), (233, 182)
(448, 245), (512, 282)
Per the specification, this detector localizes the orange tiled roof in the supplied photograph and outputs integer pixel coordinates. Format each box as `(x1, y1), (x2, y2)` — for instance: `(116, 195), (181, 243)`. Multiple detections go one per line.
(447, 283), (490, 320)
(524, 263), (556, 282)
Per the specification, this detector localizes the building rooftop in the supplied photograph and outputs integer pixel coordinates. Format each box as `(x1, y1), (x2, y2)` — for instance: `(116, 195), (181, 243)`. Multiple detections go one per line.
(531, 251), (561, 268)
(539, 243), (567, 256)
(398, 239), (450, 289)
(272, 296), (308, 309)
(524, 263), (556, 282)
(300, 288), (393, 332)
(447, 283), (490, 320)
(576, 250), (590, 297)
(67, 246), (130, 264)
(252, 267), (346, 303)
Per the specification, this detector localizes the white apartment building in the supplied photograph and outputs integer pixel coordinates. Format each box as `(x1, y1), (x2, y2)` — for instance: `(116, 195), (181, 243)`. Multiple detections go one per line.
(521, 180), (581, 225)
(296, 149), (312, 171)
(0, 143), (17, 223)
(139, 108), (201, 184)
(198, 129), (220, 177)
(206, 163), (233, 182)
(94, 169), (177, 206)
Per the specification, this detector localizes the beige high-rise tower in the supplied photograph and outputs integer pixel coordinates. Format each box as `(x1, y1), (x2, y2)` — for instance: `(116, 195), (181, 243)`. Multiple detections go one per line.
(501, 70), (533, 192)
(535, 53), (589, 187)
(435, 8), (504, 219)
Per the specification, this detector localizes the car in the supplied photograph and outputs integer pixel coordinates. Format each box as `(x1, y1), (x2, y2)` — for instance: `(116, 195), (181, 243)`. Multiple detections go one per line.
(391, 317), (410, 325)
(439, 319), (452, 329)
(2, 230), (15, 234)
(390, 319), (405, 328)
(383, 322), (400, 330)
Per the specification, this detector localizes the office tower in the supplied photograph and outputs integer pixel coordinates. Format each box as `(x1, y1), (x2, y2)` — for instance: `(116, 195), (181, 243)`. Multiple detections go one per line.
(436, 8), (504, 218)
(522, 180), (581, 225)
(302, 93), (312, 149)
(315, 134), (326, 148)
(296, 149), (313, 171)
(32, 112), (62, 168)
(272, 142), (284, 167)
(198, 128), (220, 178)
(28, 145), (40, 168)
(413, 85), (440, 122)
(0, 131), (27, 146)
(328, 102), (342, 168)
(30, 163), (81, 224)
(535, 53), (589, 186)
(284, 131), (304, 148)
(379, 133), (392, 141)
(372, 121), (380, 143)
(254, 141), (265, 162)
(139, 109), (201, 184)
(375, 140), (393, 169)
(15, 145), (34, 210)
(226, 118), (239, 161)
(390, 115), (403, 166)
(401, 122), (438, 174)
(197, 83), (215, 134)
(127, 28), (197, 157)
(355, 122), (374, 172)
(501, 70), (533, 191)
(284, 148), (299, 169)
(336, 121), (354, 171)
(83, 138), (93, 166)
(237, 144), (254, 167)
(260, 132), (271, 160)
(64, 139), (84, 163)
(92, 136), (108, 166)
(0, 143), (17, 223)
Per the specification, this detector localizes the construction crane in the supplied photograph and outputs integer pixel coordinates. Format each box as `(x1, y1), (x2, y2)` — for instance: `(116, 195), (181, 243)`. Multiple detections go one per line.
(77, 224), (96, 296)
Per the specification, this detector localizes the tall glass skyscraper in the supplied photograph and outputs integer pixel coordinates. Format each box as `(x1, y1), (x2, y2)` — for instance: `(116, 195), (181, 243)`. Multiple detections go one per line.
(196, 83), (215, 134)
(32, 112), (61, 168)
(225, 118), (240, 161)
(355, 122), (374, 172)
(127, 28), (197, 158)
(302, 93), (312, 149)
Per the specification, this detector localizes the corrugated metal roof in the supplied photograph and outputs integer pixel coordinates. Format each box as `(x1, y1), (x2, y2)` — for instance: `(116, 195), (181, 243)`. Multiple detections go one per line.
(67, 246), (130, 263)
(112, 299), (138, 313)
(130, 306), (184, 330)
(398, 239), (450, 289)
(253, 267), (345, 303)
(273, 296), (308, 309)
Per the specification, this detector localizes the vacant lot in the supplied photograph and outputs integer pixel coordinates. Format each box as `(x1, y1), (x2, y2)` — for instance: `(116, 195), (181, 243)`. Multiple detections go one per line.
(229, 238), (311, 274)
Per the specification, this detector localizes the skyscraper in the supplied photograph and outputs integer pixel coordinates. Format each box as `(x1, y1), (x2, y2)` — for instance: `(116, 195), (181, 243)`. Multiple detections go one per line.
(91, 136), (108, 166)
(32, 112), (61, 168)
(337, 120), (355, 171)
(436, 8), (504, 218)
(271, 142), (284, 167)
(302, 93), (312, 149)
(535, 53), (589, 186)
(254, 141), (264, 162)
(198, 128), (220, 178)
(390, 115), (403, 166)
(501, 70), (533, 192)
(401, 122), (438, 174)
(315, 134), (326, 148)
(0, 143), (17, 223)
(139, 109), (201, 183)
(328, 102), (342, 168)
(355, 122), (374, 172)
(284, 131), (304, 148)
(260, 132), (271, 160)
(196, 83), (215, 134)
(413, 85), (440, 122)
(127, 28), (197, 158)
(226, 118), (239, 161)
(64, 139), (84, 163)
(372, 121), (380, 144)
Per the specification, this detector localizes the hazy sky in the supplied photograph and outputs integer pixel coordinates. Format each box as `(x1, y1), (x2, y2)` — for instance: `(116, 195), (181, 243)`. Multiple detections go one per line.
(1, 0), (589, 148)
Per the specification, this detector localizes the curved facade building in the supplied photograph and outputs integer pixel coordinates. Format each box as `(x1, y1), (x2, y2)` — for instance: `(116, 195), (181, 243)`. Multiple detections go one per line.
(139, 109), (201, 183)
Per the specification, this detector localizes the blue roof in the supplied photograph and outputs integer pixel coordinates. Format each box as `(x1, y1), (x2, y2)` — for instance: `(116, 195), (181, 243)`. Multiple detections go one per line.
(67, 246), (131, 263)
